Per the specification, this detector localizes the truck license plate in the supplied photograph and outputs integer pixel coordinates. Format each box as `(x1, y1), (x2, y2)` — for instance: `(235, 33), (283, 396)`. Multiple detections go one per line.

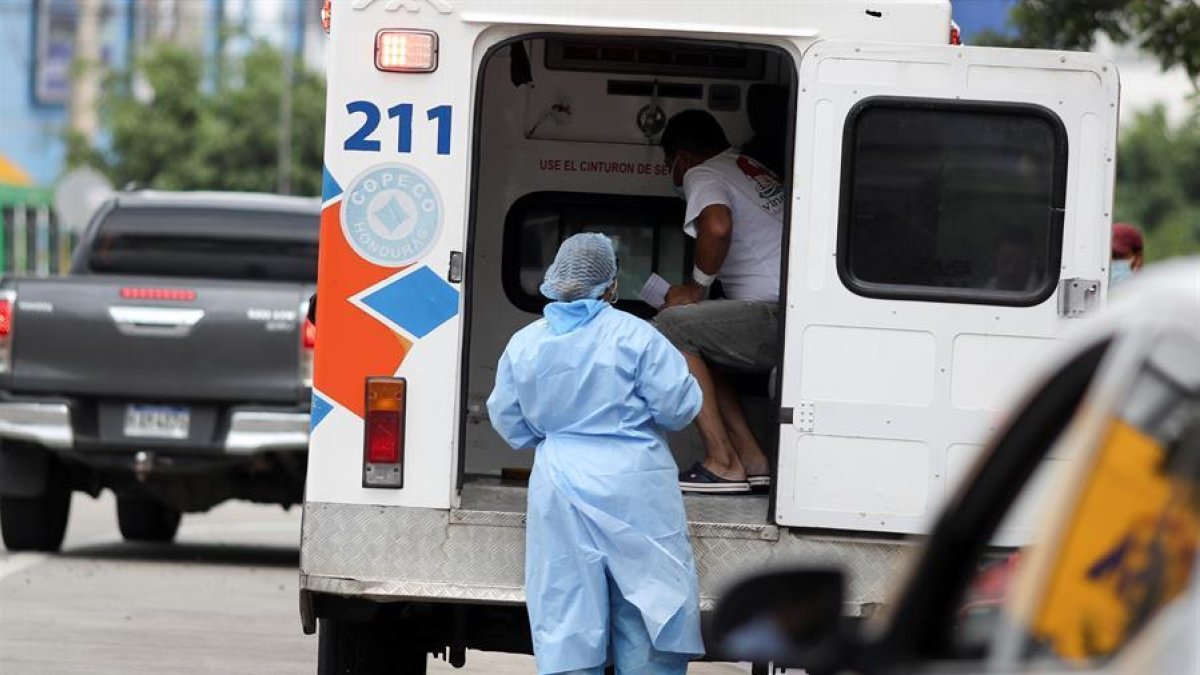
(124, 405), (190, 439)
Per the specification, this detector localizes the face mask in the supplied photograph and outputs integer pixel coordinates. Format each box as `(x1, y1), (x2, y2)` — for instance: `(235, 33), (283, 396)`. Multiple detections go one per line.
(1110, 259), (1134, 286)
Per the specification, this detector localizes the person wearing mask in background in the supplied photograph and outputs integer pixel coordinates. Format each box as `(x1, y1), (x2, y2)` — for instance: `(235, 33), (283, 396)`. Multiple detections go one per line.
(657, 109), (783, 495)
(488, 233), (705, 675)
(1111, 222), (1144, 286)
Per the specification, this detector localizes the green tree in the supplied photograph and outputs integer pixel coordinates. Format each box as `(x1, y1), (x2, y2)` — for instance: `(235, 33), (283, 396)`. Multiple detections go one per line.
(1113, 105), (1200, 261)
(975, 0), (1200, 86)
(70, 41), (326, 196)
(974, 1), (1200, 261)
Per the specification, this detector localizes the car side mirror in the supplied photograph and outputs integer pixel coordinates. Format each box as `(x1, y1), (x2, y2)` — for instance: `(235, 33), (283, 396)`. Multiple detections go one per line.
(708, 568), (850, 674)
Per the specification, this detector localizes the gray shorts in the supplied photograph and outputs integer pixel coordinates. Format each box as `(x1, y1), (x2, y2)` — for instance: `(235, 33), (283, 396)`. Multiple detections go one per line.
(654, 300), (779, 373)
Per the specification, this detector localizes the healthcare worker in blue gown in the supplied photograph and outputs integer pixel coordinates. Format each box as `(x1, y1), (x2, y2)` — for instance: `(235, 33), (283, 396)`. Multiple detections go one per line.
(488, 233), (705, 675)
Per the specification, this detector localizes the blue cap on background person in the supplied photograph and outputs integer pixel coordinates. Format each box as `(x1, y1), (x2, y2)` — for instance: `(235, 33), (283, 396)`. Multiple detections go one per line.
(540, 233), (618, 302)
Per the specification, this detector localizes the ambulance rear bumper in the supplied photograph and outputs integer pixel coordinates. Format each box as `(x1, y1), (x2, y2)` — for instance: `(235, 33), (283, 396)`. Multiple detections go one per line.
(298, 484), (919, 632)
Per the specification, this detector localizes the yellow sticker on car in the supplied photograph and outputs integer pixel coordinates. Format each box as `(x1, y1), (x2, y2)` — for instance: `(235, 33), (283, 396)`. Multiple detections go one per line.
(1032, 419), (1198, 660)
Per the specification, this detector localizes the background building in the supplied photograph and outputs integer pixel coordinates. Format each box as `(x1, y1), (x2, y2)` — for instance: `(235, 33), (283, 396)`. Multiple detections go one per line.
(0, 0), (324, 189)
(0, 0), (325, 276)
(952, 0), (1019, 41)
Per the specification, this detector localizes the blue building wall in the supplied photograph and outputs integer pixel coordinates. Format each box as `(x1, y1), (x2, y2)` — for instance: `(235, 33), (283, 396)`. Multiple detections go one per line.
(5, 6), (64, 185)
(1, 0), (314, 188)
(952, 0), (1019, 41)
(0, 1), (140, 187)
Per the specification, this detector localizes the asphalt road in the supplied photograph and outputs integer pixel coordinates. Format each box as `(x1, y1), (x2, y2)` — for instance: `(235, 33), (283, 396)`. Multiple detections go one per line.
(0, 492), (751, 674)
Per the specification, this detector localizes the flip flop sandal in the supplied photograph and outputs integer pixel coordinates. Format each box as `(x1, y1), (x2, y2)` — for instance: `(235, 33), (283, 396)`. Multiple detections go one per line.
(678, 462), (751, 494)
(747, 475), (771, 491)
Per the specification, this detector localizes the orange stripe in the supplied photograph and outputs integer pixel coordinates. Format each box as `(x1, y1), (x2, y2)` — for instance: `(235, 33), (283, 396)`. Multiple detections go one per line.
(313, 204), (411, 418)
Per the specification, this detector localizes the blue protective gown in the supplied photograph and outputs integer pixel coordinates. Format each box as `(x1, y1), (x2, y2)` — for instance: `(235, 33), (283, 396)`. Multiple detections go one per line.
(487, 299), (705, 675)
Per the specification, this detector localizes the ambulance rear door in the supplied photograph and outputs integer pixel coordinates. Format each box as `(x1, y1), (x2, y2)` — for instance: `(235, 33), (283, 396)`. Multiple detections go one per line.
(307, 4), (478, 510)
(774, 41), (1119, 535)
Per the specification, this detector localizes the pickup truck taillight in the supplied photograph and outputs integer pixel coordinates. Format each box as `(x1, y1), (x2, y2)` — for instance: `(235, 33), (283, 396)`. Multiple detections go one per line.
(303, 318), (317, 350)
(120, 287), (197, 301)
(363, 378), (406, 489)
(301, 318), (316, 388)
(300, 299), (315, 389)
(0, 290), (15, 374)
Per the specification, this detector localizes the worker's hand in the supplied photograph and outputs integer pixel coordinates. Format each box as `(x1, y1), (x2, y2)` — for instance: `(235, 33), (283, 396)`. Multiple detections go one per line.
(663, 282), (706, 309)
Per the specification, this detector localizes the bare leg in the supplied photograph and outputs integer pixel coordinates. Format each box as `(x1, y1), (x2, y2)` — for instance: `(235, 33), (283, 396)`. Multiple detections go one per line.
(684, 353), (746, 481)
(711, 370), (770, 476)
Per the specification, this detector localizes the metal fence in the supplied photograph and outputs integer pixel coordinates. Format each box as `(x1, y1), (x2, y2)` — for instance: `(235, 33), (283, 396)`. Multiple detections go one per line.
(0, 186), (78, 277)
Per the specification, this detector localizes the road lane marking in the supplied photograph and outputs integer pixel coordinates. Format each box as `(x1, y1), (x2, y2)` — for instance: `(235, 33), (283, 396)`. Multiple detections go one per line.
(0, 553), (47, 582)
(0, 511), (300, 585)
(179, 519), (301, 538)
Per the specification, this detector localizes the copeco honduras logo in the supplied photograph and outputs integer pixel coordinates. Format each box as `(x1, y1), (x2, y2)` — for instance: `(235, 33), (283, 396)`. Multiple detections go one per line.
(340, 163), (442, 267)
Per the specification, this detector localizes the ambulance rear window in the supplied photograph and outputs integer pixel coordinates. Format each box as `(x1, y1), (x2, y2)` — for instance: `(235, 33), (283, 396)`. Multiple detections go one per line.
(838, 98), (1068, 306)
(502, 193), (687, 314)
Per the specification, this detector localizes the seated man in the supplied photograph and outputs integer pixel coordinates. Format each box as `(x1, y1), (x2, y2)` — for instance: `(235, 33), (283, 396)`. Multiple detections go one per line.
(656, 110), (785, 494)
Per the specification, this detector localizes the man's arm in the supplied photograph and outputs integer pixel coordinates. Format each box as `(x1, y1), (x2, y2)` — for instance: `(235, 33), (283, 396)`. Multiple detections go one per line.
(664, 204), (733, 308)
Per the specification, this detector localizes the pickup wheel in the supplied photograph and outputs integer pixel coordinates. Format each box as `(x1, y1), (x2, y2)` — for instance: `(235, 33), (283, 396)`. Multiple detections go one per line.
(0, 462), (71, 552)
(317, 618), (428, 675)
(116, 497), (181, 543)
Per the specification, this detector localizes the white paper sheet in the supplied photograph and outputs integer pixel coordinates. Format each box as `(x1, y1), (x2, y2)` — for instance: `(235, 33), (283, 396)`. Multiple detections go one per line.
(639, 273), (671, 309)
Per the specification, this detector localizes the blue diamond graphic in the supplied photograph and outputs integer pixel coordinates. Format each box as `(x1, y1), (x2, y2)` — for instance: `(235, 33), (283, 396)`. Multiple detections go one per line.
(321, 165), (342, 202)
(372, 197), (411, 235)
(310, 393), (334, 431)
(361, 266), (459, 339)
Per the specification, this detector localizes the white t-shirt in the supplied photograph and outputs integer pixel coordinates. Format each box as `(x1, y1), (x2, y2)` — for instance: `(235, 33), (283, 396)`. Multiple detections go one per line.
(682, 149), (784, 303)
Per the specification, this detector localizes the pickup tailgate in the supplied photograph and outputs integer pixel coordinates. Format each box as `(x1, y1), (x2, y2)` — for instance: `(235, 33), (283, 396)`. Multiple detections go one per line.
(9, 276), (308, 403)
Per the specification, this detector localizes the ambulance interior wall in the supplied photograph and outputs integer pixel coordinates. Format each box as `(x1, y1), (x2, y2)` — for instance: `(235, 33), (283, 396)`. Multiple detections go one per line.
(462, 38), (791, 479)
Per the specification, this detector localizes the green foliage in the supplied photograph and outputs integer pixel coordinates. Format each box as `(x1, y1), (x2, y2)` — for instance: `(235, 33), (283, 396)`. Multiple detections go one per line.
(979, 1), (1200, 261)
(980, 0), (1200, 84)
(1113, 105), (1200, 261)
(70, 41), (325, 196)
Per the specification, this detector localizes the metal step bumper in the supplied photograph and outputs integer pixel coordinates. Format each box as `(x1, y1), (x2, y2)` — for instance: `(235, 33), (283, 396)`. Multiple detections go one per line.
(300, 482), (918, 617)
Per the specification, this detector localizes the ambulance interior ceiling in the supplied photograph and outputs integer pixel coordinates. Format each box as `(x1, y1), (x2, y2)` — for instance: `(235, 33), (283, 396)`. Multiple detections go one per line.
(462, 37), (795, 478)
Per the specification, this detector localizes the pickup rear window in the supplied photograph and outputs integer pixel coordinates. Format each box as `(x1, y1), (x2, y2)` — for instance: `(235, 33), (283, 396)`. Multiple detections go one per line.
(87, 207), (319, 282)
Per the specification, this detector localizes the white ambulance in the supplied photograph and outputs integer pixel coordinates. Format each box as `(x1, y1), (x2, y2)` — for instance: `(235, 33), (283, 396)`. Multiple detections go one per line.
(301, 1), (1120, 672)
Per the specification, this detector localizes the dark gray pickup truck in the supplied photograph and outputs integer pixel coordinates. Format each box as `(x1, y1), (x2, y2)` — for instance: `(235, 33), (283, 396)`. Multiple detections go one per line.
(0, 191), (319, 551)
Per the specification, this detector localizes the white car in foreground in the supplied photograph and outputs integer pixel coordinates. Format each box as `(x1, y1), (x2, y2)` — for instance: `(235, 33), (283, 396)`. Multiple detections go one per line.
(710, 260), (1200, 675)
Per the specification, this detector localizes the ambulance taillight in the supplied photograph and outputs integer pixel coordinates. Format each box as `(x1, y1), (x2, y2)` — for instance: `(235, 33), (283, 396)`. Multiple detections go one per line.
(363, 378), (406, 488)
(320, 0), (331, 34)
(374, 30), (438, 73)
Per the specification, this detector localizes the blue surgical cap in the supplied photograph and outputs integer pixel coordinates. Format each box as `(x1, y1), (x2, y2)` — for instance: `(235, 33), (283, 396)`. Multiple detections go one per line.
(540, 233), (618, 302)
